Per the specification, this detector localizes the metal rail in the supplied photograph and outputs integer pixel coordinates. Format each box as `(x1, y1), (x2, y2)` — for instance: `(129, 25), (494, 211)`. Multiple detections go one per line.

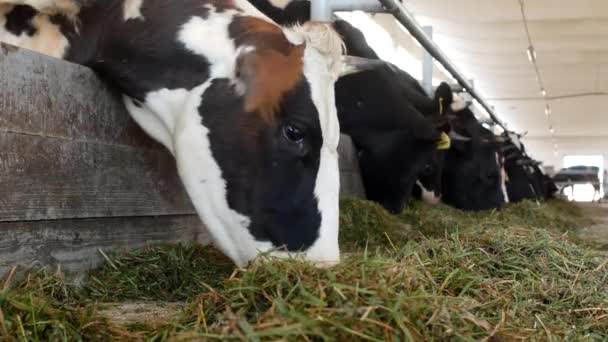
(375, 0), (507, 130)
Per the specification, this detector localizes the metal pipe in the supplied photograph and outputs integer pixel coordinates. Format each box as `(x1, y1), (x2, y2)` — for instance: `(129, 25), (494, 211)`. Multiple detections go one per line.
(421, 26), (433, 96)
(377, 0), (507, 130)
(331, 0), (386, 13)
(311, 0), (386, 21)
(311, 0), (333, 21)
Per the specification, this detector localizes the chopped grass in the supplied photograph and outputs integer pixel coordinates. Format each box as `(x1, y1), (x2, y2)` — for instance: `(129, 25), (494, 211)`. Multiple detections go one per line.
(87, 244), (234, 302)
(1, 199), (606, 341)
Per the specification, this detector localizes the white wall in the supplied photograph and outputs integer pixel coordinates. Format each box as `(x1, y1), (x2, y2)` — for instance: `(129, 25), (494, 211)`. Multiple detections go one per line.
(523, 136), (608, 174)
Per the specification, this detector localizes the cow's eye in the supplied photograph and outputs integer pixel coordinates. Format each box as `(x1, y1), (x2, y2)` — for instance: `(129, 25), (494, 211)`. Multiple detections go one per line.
(283, 123), (305, 144)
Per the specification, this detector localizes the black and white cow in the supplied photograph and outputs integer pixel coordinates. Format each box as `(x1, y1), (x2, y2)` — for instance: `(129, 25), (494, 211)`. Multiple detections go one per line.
(0, 0), (382, 266)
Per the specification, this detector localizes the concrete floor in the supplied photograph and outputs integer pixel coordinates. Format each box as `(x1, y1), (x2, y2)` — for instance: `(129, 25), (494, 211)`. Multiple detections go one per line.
(576, 202), (608, 251)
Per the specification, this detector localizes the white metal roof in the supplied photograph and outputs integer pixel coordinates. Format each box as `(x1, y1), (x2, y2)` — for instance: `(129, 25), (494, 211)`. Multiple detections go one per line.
(402, 0), (608, 138)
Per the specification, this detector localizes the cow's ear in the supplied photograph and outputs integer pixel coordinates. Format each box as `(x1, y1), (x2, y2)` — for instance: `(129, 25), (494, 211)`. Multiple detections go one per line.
(236, 45), (305, 122)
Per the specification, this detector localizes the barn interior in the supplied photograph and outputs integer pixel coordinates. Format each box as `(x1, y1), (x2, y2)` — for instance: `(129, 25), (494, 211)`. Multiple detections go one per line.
(338, 0), (608, 201)
(1, 0), (607, 340)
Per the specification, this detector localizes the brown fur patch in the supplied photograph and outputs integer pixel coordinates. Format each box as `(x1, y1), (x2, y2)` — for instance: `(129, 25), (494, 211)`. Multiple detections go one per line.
(230, 16), (304, 122)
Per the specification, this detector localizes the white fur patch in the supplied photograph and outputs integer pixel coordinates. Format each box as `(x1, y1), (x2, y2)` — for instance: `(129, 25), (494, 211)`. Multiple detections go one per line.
(293, 28), (343, 265)
(178, 8), (240, 79)
(450, 92), (468, 112)
(416, 181), (441, 205)
(143, 88), (190, 136)
(123, 0), (144, 21)
(497, 153), (510, 203)
(123, 96), (174, 154)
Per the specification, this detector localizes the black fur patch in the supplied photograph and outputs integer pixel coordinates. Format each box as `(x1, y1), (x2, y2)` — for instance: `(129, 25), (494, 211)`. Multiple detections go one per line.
(247, 0), (310, 25)
(4, 5), (38, 36)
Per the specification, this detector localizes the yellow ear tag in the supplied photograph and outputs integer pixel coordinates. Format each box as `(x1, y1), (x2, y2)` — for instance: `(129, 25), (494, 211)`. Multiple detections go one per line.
(436, 132), (451, 150)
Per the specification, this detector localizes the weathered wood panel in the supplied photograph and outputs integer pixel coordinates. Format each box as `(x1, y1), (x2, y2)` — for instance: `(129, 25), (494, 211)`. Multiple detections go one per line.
(0, 44), (197, 222)
(0, 215), (208, 278)
(0, 42), (154, 148)
(0, 131), (194, 221)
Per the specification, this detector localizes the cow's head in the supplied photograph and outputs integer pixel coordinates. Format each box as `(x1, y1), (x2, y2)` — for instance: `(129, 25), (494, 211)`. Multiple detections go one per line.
(195, 19), (380, 267)
(440, 107), (507, 211)
(413, 83), (457, 205)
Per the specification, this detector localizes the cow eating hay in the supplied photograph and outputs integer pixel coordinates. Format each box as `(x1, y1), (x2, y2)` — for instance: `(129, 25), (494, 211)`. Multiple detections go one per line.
(0, 0), (383, 266)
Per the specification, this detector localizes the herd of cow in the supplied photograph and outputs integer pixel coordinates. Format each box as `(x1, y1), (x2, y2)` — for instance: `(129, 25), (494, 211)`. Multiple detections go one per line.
(0, 0), (558, 267)
(251, 0), (559, 212)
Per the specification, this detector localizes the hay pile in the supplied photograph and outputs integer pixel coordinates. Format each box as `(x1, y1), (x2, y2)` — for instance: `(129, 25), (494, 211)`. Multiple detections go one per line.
(1, 200), (606, 341)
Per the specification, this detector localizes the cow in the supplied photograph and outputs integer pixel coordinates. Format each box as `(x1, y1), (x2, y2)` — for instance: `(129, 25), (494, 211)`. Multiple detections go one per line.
(0, 0), (383, 266)
(404, 87), (512, 212)
(437, 105), (509, 211)
(531, 163), (558, 200)
(499, 134), (560, 203)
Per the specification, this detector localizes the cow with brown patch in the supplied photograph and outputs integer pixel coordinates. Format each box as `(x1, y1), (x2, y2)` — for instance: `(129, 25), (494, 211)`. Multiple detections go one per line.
(0, 0), (381, 266)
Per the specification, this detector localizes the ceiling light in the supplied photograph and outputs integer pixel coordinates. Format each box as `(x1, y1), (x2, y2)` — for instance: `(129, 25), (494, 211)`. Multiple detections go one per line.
(540, 88), (547, 97)
(545, 105), (551, 116)
(549, 126), (555, 134)
(526, 46), (537, 62)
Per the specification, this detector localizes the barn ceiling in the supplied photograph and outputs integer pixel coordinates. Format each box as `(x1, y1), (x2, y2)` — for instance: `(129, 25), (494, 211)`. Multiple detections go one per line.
(395, 0), (608, 139)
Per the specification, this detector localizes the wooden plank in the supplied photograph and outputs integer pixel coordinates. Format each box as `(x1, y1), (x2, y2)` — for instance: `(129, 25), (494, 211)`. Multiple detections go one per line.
(0, 215), (210, 278)
(0, 131), (194, 222)
(0, 42), (155, 148)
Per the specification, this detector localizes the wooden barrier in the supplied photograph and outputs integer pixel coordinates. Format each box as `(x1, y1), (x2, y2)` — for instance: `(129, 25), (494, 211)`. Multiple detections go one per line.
(0, 44), (365, 277)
